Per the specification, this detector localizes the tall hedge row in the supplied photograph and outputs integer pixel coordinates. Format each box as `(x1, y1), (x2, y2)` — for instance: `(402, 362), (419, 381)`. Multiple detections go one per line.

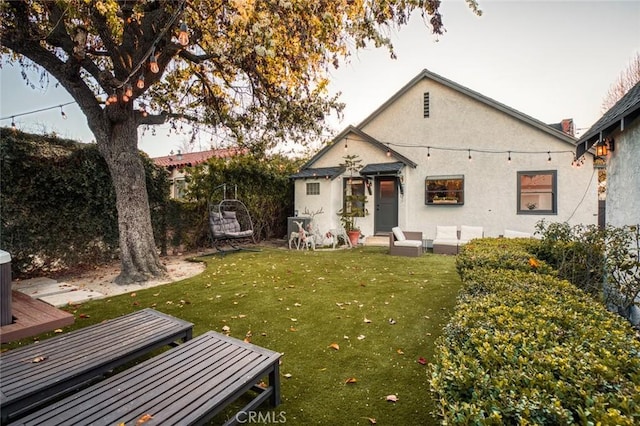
(430, 238), (640, 425)
(0, 128), (168, 277)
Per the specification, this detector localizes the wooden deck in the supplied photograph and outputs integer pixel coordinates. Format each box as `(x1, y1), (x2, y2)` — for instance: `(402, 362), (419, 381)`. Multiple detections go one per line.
(0, 291), (74, 344)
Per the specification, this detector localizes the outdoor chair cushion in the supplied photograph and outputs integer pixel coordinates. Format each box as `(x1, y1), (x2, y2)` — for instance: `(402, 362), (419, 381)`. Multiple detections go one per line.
(433, 226), (458, 245)
(391, 227), (406, 241)
(394, 239), (422, 248)
(459, 225), (484, 244)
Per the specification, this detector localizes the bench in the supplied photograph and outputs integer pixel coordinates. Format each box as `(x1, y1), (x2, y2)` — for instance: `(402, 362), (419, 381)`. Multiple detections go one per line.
(1, 308), (193, 423)
(10, 331), (282, 426)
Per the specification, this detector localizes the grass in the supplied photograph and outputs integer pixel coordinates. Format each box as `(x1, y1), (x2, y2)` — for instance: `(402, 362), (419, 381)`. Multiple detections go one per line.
(4, 246), (461, 425)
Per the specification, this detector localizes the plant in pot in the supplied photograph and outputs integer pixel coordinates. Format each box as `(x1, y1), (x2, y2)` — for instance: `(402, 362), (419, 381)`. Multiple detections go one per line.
(337, 154), (368, 246)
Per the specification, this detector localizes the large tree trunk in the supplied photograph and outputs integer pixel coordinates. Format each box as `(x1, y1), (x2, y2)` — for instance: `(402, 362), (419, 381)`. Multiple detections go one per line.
(97, 117), (166, 284)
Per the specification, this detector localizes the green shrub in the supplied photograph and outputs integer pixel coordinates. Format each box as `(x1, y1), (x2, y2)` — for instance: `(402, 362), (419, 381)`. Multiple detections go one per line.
(431, 241), (640, 425)
(456, 238), (554, 280)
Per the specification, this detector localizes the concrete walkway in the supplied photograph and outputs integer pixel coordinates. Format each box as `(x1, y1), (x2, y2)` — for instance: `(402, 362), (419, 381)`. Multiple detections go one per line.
(12, 277), (106, 307)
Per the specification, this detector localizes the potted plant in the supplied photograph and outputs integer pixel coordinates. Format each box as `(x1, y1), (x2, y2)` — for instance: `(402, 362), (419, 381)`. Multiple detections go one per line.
(337, 154), (368, 246)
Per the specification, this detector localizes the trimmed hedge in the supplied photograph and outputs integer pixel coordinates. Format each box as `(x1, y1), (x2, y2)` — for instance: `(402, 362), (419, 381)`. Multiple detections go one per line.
(430, 239), (640, 425)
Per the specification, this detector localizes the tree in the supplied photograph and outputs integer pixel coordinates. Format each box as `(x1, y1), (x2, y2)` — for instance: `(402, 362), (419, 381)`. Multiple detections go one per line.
(1, 0), (480, 283)
(601, 51), (640, 112)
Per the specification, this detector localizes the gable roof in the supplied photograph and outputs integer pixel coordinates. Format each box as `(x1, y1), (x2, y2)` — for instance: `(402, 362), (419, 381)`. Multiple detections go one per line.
(358, 68), (578, 145)
(290, 166), (345, 180)
(301, 125), (417, 170)
(576, 80), (640, 157)
(152, 147), (245, 169)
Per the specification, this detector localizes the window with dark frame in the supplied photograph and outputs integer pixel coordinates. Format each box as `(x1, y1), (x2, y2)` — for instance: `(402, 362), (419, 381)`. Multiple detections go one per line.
(343, 177), (366, 216)
(425, 175), (464, 205)
(306, 182), (320, 195)
(517, 170), (557, 214)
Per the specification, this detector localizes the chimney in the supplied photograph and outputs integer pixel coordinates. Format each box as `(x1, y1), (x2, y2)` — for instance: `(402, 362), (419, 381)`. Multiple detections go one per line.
(561, 119), (574, 137)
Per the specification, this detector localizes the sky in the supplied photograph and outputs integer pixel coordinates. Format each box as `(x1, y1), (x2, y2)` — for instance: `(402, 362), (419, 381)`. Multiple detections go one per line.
(1, 0), (639, 158)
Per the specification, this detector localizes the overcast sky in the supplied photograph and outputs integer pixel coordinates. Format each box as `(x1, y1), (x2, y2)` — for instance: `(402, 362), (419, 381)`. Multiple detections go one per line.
(1, 0), (639, 158)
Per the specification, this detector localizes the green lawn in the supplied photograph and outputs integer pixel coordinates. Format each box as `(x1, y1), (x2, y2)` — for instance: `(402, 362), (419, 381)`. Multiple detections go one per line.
(8, 246), (462, 425)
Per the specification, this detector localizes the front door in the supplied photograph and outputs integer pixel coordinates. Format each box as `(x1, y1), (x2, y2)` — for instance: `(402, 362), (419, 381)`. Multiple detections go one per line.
(374, 176), (398, 234)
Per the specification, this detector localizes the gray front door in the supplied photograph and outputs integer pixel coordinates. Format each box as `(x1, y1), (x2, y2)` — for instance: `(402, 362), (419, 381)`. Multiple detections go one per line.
(374, 176), (398, 234)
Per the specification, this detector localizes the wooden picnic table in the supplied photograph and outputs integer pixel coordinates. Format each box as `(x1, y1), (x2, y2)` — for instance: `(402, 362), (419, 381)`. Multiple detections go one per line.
(9, 331), (282, 426)
(1, 308), (193, 423)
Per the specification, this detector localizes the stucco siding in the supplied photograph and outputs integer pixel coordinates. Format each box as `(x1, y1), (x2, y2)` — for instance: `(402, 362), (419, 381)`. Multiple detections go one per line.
(606, 124), (640, 228)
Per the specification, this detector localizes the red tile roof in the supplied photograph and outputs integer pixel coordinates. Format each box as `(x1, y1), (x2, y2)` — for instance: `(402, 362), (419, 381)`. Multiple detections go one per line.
(152, 148), (246, 169)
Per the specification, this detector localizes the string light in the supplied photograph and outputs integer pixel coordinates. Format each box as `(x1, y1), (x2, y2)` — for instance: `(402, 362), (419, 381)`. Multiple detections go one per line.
(11, 116), (16, 130)
(125, 84), (133, 98)
(136, 74), (145, 89)
(386, 144), (391, 157)
(547, 151), (552, 162)
(178, 22), (189, 46)
(149, 47), (160, 73)
(508, 151), (511, 163)
(427, 146), (431, 159)
(60, 105), (67, 119)
(468, 149), (472, 161)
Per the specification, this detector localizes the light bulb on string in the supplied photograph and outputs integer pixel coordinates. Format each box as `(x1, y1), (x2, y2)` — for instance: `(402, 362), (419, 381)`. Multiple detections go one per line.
(11, 116), (16, 130)
(178, 22), (189, 46)
(60, 105), (67, 119)
(149, 47), (160, 73)
(468, 149), (472, 162)
(107, 90), (118, 105)
(125, 84), (133, 98)
(427, 147), (431, 159)
(508, 151), (511, 163)
(386, 144), (391, 157)
(547, 151), (552, 162)
(136, 74), (145, 89)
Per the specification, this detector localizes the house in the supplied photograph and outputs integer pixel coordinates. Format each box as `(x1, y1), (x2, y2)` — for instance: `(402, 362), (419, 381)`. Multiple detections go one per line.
(152, 148), (244, 199)
(292, 69), (598, 243)
(576, 80), (640, 325)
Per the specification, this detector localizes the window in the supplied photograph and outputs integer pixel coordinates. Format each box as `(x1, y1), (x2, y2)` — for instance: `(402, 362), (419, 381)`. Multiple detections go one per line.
(517, 170), (557, 214)
(423, 92), (430, 118)
(306, 182), (320, 195)
(173, 178), (186, 200)
(425, 175), (464, 205)
(343, 177), (366, 217)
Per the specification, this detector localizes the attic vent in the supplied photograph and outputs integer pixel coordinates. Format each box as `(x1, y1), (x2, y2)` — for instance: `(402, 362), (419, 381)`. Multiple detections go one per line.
(423, 92), (430, 118)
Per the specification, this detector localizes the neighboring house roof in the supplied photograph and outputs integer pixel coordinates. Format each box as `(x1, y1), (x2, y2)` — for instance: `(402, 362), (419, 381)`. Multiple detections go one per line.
(152, 147), (245, 169)
(576, 80), (640, 157)
(298, 125), (417, 173)
(358, 68), (578, 146)
(290, 166), (345, 180)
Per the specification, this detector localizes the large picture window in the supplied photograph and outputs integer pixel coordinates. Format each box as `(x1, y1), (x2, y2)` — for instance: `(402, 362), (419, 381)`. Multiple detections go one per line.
(425, 175), (464, 205)
(518, 170), (557, 214)
(343, 177), (366, 217)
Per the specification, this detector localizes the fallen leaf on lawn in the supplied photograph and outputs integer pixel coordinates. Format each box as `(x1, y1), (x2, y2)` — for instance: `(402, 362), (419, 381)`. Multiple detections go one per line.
(54, 329), (63, 333)
(283, 373), (292, 378)
(78, 313), (90, 319)
(257, 381), (267, 388)
(388, 318), (397, 325)
(244, 331), (252, 343)
(345, 377), (357, 384)
(136, 413), (153, 424)
(418, 357), (427, 365)
(357, 335), (365, 340)
(343, 335), (349, 340)
(328, 342), (340, 350)
(293, 303), (301, 307)
(132, 301), (139, 306)
(222, 325), (231, 334)
(238, 314), (247, 318)
(386, 394), (399, 402)
(529, 257), (540, 269)
(289, 326), (297, 332)
(364, 317), (372, 323)
(290, 318), (297, 322)
(364, 418), (377, 424)
(396, 349), (405, 355)
(130, 293), (137, 297)
(31, 355), (48, 363)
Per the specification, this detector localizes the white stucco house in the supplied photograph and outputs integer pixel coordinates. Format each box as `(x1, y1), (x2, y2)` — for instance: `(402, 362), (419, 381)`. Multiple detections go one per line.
(292, 69), (599, 243)
(576, 80), (640, 325)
